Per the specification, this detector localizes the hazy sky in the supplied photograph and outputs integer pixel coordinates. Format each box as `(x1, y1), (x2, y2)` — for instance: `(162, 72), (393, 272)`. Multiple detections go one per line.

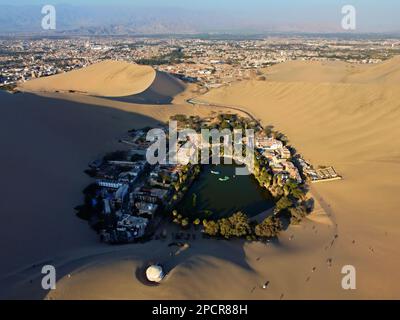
(1, 0), (399, 32)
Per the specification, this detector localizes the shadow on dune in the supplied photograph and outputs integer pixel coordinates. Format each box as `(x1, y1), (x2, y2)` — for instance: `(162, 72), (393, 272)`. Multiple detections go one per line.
(132, 237), (254, 290)
(0, 90), (169, 299)
(0, 90), (261, 299)
(103, 71), (186, 105)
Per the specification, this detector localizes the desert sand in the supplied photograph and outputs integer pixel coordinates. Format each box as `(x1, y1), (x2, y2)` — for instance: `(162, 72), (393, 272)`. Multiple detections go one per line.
(1, 58), (400, 299)
(18, 59), (186, 104)
(18, 60), (157, 97)
(0, 88), (242, 299)
(258, 56), (400, 84)
(199, 56), (400, 298)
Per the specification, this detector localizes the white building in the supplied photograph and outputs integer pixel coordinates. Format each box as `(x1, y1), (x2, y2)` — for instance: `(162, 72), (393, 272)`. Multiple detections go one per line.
(256, 137), (283, 151)
(97, 180), (124, 189)
(146, 265), (165, 283)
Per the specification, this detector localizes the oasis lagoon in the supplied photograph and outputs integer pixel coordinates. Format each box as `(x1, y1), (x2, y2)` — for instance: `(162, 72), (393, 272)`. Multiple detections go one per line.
(177, 163), (275, 220)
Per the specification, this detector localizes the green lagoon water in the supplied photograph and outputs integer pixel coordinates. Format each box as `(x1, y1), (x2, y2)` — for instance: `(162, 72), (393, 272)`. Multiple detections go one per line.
(178, 163), (275, 219)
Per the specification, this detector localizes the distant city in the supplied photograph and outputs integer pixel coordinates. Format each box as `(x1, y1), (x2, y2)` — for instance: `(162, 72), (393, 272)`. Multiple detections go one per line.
(2, 35), (400, 91)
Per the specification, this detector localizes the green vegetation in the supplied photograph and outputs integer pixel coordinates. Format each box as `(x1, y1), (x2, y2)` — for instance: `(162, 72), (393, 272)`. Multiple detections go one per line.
(255, 216), (283, 238)
(167, 113), (312, 240)
(202, 212), (283, 240)
(167, 163), (202, 216)
(288, 206), (308, 225)
(254, 153), (308, 225)
(137, 49), (184, 66)
(181, 218), (190, 228)
(192, 193), (197, 207)
(0, 84), (17, 92)
(218, 212), (251, 239)
(275, 196), (293, 212)
(170, 114), (203, 131)
(203, 220), (220, 236)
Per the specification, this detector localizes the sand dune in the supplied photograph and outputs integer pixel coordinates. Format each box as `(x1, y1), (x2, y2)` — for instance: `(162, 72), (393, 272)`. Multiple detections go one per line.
(109, 70), (186, 104)
(263, 56), (400, 84)
(0, 90), (228, 299)
(18, 60), (186, 102)
(346, 56), (400, 84)
(198, 56), (400, 298)
(2, 56), (400, 300)
(18, 60), (156, 97)
(263, 60), (353, 83)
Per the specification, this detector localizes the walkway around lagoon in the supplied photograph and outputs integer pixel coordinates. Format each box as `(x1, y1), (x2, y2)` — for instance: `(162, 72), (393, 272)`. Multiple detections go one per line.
(187, 98), (262, 129)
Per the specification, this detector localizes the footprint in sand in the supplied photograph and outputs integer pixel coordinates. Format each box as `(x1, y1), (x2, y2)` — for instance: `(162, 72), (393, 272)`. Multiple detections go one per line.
(369, 247), (375, 253)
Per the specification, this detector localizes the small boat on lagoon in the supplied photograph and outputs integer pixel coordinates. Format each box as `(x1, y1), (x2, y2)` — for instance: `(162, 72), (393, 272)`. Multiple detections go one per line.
(218, 176), (230, 182)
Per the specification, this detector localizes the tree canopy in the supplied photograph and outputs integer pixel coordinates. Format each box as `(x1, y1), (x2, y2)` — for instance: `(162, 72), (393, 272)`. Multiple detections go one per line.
(255, 216), (283, 238)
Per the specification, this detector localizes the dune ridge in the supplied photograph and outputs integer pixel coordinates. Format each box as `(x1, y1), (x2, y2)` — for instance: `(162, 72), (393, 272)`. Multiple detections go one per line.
(17, 60), (185, 101)
(262, 56), (400, 84)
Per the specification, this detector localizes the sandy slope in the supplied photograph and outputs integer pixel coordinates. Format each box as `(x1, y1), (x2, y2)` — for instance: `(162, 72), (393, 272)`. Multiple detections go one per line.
(198, 56), (400, 298)
(2, 57), (400, 300)
(18, 60), (187, 104)
(18, 60), (157, 97)
(110, 71), (187, 104)
(263, 60), (353, 83)
(347, 56), (400, 84)
(263, 56), (400, 84)
(0, 90), (228, 299)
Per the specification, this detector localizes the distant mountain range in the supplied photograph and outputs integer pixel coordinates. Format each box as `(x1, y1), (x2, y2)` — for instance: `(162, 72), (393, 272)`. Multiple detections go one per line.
(0, 5), (239, 35)
(0, 4), (399, 36)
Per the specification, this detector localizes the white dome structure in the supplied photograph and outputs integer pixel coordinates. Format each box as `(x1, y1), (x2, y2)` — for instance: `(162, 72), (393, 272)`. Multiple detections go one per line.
(146, 265), (165, 283)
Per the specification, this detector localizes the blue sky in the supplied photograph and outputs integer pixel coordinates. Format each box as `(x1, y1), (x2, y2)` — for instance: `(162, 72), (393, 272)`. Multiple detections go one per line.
(1, 0), (397, 10)
(1, 0), (399, 32)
